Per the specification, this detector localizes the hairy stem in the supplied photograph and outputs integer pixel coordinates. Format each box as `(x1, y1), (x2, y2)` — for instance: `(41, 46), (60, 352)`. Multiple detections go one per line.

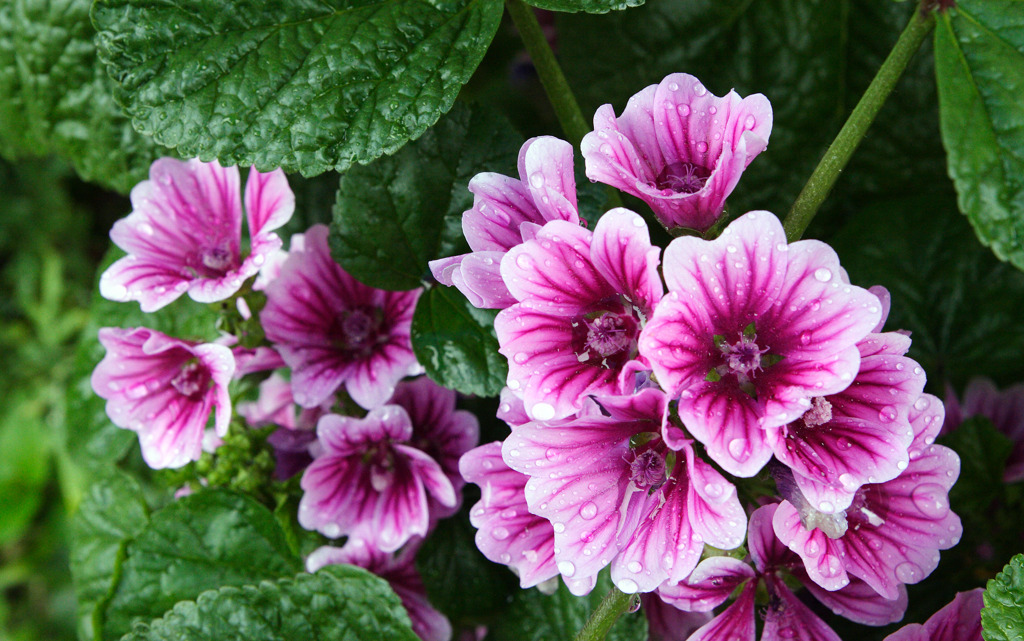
(505, 0), (591, 148)
(573, 586), (635, 641)
(783, 7), (936, 241)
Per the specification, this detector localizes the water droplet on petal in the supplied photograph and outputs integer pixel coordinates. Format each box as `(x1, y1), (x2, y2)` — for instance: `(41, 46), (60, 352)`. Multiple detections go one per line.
(580, 501), (598, 520)
(814, 268), (833, 282)
(618, 578), (639, 594)
(532, 403), (556, 421)
(696, 141), (709, 154)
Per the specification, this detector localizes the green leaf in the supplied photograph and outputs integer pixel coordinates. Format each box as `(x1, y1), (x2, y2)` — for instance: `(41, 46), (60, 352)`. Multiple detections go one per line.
(0, 0), (167, 192)
(411, 285), (507, 397)
(415, 508), (518, 624)
(102, 489), (302, 640)
(559, 1), (948, 220)
(938, 416), (1012, 513)
(92, 0), (504, 178)
(68, 471), (150, 641)
(120, 565), (419, 641)
(934, 0), (1024, 271)
(330, 102), (523, 291)
(0, 390), (51, 545)
(490, 571), (648, 641)
(983, 554), (1024, 641)
(526, 0), (644, 14)
(828, 190), (1024, 389)
(65, 247), (223, 471)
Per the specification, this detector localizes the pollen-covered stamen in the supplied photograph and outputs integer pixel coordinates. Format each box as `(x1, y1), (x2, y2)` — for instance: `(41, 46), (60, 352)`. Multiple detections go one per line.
(199, 246), (234, 275)
(630, 449), (667, 489)
(170, 360), (211, 399)
(773, 463), (848, 538)
(655, 161), (710, 195)
(719, 334), (769, 379)
(801, 397), (833, 428)
(572, 308), (640, 369)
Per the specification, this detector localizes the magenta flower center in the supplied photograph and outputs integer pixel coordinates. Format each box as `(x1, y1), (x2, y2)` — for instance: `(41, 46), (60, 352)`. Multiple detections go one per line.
(170, 360), (211, 399)
(572, 305), (640, 369)
(363, 446), (396, 492)
(800, 397), (833, 428)
(720, 335), (769, 378)
(655, 161), (710, 195)
(630, 449), (667, 489)
(333, 307), (383, 357)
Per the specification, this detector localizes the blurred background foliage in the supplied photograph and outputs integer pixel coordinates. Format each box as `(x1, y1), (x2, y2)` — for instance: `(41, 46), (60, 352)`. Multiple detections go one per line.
(1, 0), (1022, 640)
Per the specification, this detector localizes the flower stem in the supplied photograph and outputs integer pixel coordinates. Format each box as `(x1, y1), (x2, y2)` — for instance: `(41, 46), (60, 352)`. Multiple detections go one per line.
(573, 586), (636, 641)
(782, 7), (935, 241)
(505, 0), (590, 148)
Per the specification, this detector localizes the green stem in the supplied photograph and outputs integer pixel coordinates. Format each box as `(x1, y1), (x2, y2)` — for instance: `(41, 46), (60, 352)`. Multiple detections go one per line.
(505, 0), (590, 148)
(573, 586), (635, 641)
(782, 7), (935, 241)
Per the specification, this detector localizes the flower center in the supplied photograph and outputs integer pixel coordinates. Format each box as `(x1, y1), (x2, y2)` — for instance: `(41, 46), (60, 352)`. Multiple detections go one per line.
(629, 450), (667, 489)
(655, 161), (710, 194)
(170, 360), (211, 399)
(363, 446), (396, 492)
(198, 246), (234, 276)
(572, 308), (639, 369)
(801, 397), (833, 428)
(334, 307), (383, 357)
(721, 334), (768, 378)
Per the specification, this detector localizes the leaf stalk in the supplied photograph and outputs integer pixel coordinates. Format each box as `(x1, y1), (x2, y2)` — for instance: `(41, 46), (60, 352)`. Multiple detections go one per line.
(573, 585), (635, 641)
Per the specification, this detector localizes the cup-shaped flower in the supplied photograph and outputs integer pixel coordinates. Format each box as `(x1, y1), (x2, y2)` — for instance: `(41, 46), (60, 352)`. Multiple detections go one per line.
(883, 589), (982, 641)
(502, 389), (745, 595)
(429, 136), (581, 309)
(773, 393), (962, 598)
(100, 158), (294, 312)
(582, 73), (772, 233)
(90, 327), (235, 469)
(640, 211), (881, 477)
(298, 406), (456, 552)
(260, 224), (422, 409)
(495, 208), (662, 421)
(766, 330), (925, 513)
(307, 538), (451, 641)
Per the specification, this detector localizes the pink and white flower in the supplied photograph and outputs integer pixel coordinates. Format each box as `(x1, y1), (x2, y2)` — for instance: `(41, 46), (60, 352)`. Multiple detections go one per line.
(773, 393), (962, 598)
(260, 224), (422, 409)
(495, 208), (662, 421)
(502, 389), (745, 595)
(582, 73), (772, 233)
(883, 588), (983, 641)
(639, 211), (882, 476)
(308, 538), (451, 641)
(100, 159), (294, 311)
(298, 406), (456, 552)
(429, 136), (581, 309)
(90, 327), (235, 469)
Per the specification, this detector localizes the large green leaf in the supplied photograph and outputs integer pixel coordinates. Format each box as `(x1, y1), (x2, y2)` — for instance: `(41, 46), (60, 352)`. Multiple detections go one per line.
(934, 0), (1024, 270)
(68, 471), (150, 641)
(0, 0), (167, 191)
(102, 489), (302, 640)
(558, 1), (947, 222)
(828, 190), (1024, 390)
(983, 554), (1024, 641)
(490, 571), (647, 641)
(411, 285), (507, 397)
(120, 565), (420, 641)
(526, 0), (643, 13)
(330, 102), (522, 291)
(92, 0), (504, 178)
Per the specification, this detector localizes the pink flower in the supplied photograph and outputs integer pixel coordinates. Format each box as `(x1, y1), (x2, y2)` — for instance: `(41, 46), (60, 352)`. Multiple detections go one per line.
(389, 377), (479, 520)
(429, 136), (581, 309)
(945, 377), (1024, 482)
(582, 73), (772, 233)
(100, 158), (294, 312)
(883, 589), (983, 641)
(656, 504), (906, 641)
(260, 224), (422, 409)
(639, 211), (882, 476)
(772, 393), (962, 598)
(502, 389), (745, 595)
(495, 208), (662, 421)
(307, 539), (451, 641)
(767, 329), (925, 513)
(298, 406), (456, 552)
(90, 327), (234, 469)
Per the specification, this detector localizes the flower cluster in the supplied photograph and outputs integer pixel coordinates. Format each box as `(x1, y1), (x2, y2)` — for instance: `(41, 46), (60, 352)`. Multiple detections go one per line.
(446, 72), (962, 637)
(91, 158), (479, 641)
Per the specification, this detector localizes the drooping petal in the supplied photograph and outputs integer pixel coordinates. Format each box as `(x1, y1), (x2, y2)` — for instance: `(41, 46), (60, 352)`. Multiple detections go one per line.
(803, 576), (907, 626)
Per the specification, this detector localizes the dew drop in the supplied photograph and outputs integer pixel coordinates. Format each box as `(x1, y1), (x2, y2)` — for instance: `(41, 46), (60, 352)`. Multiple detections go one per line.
(618, 578), (639, 594)
(530, 173), (545, 188)
(668, 82), (679, 91)
(814, 268), (832, 282)
(744, 115), (757, 129)
(557, 560), (576, 576)
(580, 501), (598, 520)
(894, 561), (922, 583)
(678, 104), (691, 117)
(553, 522), (566, 533)
(727, 438), (750, 462)
(878, 406), (897, 423)
(913, 397), (930, 412)
(532, 403), (556, 421)
(492, 527), (510, 540)
(911, 483), (949, 518)
(696, 141), (709, 154)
